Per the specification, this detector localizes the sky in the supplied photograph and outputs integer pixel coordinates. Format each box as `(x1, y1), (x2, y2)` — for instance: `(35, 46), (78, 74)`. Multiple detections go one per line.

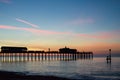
(0, 0), (120, 56)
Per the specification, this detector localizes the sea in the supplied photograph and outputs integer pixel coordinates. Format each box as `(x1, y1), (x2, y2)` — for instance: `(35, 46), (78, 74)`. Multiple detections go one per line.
(0, 56), (120, 80)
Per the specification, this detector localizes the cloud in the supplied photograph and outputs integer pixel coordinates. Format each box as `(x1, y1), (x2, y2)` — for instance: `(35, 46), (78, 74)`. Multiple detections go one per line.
(0, 25), (119, 39)
(0, 25), (69, 35)
(0, 25), (19, 30)
(16, 18), (39, 28)
(0, 0), (11, 4)
(66, 18), (94, 25)
(22, 28), (70, 35)
(74, 30), (120, 39)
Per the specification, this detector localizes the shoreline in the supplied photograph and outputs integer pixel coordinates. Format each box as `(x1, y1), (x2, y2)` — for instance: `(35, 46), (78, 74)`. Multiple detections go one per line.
(0, 70), (73, 80)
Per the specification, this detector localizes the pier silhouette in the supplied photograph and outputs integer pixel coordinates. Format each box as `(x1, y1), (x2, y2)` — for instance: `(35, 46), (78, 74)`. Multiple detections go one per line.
(0, 46), (93, 62)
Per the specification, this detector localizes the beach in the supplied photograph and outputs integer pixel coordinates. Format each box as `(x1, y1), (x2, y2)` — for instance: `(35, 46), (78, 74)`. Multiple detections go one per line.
(0, 71), (72, 80)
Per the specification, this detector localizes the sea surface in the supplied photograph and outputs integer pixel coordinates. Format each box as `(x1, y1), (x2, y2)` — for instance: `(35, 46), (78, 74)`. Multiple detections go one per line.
(0, 57), (120, 80)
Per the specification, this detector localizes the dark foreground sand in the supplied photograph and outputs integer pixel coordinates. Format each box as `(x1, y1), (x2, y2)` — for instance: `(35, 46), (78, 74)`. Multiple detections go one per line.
(0, 71), (74, 80)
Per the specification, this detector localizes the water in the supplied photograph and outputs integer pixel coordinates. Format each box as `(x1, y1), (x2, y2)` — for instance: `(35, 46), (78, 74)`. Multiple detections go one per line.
(0, 57), (120, 80)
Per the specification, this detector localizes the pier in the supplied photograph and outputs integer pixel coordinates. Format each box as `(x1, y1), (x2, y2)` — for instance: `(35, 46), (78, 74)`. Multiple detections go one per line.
(0, 52), (93, 62)
(0, 46), (93, 62)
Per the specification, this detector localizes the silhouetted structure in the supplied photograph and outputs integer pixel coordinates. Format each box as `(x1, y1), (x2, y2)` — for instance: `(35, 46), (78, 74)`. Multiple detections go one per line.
(59, 46), (77, 53)
(1, 46), (27, 53)
(0, 46), (93, 62)
(106, 49), (111, 63)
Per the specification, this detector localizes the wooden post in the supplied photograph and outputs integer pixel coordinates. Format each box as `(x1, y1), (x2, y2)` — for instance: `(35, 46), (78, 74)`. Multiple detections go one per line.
(109, 49), (111, 58)
(41, 52), (43, 60)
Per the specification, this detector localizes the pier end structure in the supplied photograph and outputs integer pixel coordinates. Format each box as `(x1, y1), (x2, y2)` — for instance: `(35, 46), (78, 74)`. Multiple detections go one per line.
(59, 46), (77, 53)
(1, 46), (27, 53)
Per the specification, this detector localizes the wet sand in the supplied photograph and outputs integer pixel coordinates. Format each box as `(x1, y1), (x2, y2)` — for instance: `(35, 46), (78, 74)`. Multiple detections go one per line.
(0, 71), (73, 80)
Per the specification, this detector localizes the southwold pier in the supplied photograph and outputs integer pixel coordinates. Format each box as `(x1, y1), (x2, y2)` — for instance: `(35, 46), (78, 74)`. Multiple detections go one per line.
(0, 46), (93, 62)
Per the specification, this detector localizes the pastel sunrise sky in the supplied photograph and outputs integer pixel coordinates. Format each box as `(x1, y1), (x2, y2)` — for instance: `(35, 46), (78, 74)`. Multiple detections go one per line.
(0, 0), (120, 56)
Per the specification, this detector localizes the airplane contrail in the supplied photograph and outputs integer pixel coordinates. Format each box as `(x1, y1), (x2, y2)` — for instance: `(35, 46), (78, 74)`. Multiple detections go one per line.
(16, 18), (39, 28)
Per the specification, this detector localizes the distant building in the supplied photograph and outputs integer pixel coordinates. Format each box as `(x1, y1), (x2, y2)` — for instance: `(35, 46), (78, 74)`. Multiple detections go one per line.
(1, 46), (27, 53)
(59, 46), (77, 53)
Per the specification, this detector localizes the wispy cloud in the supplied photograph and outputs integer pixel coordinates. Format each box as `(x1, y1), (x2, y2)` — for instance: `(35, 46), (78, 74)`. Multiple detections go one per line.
(0, 25), (69, 35)
(23, 28), (70, 35)
(16, 18), (39, 28)
(0, 25), (119, 39)
(66, 18), (94, 25)
(0, 25), (19, 30)
(0, 0), (11, 4)
(74, 30), (120, 39)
